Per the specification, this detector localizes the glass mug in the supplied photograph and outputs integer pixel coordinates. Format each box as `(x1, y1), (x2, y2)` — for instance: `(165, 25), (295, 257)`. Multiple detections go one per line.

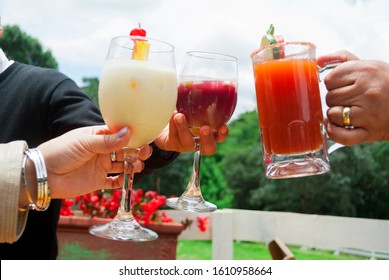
(250, 42), (340, 179)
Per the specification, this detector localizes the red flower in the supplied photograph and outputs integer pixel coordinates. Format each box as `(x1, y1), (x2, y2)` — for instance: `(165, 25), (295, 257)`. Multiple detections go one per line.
(61, 189), (173, 223)
(90, 194), (100, 204)
(145, 190), (157, 198)
(60, 199), (75, 216)
(108, 200), (119, 212)
(197, 216), (209, 232)
(161, 212), (173, 223)
(62, 199), (74, 208)
(61, 190), (209, 235)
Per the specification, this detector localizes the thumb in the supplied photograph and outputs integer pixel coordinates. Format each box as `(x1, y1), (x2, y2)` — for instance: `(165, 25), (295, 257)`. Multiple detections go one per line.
(87, 126), (131, 154)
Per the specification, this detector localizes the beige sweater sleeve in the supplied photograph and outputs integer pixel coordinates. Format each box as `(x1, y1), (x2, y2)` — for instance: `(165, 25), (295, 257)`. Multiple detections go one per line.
(0, 141), (29, 243)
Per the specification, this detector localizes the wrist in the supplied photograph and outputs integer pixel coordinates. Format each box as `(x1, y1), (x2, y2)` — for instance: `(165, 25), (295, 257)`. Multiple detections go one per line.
(20, 148), (51, 211)
(19, 156), (37, 208)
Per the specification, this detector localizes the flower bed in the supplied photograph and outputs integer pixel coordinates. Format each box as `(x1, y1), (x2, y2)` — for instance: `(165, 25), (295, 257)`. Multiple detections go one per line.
(58, 188), (210, 259)
(61, 188), (209, 231)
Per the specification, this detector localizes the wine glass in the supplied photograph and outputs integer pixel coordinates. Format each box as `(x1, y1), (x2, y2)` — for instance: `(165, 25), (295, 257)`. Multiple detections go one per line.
(166, 51), (238, 212)
(89, 36), (177, 241)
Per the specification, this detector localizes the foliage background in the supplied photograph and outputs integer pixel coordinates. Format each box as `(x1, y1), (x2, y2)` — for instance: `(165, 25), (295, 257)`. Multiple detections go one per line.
(2, 24), (388, 220)
(142, 111), (389, 220)
(1, 25), (58, 69)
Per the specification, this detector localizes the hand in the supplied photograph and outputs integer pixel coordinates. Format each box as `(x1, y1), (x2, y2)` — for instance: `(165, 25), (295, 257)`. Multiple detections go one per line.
(153, 111), (229, 155)
(38, 125), (152, 198)
(317, 50), (389, 145)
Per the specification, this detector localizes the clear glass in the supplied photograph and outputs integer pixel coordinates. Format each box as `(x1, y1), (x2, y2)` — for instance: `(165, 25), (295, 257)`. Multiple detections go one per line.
(251, 42), (343, 179)
(166, 51), (238, 212)
(89, 36), (177, 241)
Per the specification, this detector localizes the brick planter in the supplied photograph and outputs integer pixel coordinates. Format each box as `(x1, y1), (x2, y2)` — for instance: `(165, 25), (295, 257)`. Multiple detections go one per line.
(57, 215), (184, 260)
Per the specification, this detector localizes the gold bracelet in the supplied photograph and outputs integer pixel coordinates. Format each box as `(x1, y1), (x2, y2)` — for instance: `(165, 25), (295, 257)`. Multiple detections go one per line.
(22, 148), (51, 211)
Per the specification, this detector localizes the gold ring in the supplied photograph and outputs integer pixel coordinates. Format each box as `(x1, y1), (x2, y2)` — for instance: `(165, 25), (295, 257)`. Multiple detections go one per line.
(342, 106), (351, 126)
(110, 151), (117, 162)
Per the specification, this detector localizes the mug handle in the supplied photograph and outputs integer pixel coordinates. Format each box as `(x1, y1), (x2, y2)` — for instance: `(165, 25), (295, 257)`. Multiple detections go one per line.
(318, 63), (340, 74)
(318, 63), (344, 154)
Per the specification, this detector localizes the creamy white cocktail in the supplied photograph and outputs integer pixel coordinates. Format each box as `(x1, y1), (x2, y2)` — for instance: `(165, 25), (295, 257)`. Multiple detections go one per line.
(89, 35), (177, 242)
(99, 59), (177, 148)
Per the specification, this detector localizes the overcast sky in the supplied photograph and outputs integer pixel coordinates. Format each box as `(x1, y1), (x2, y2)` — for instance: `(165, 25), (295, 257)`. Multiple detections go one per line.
(2, 0), (389, 119)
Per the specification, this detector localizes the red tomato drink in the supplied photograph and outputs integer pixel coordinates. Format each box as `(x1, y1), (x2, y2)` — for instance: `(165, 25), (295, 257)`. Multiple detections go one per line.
(253, 58), (324, 155)
(177, 80), (238, 136)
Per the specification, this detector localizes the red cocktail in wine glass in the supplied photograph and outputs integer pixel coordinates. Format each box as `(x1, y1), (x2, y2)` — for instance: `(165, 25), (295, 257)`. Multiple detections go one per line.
(166, 51), (238, 212)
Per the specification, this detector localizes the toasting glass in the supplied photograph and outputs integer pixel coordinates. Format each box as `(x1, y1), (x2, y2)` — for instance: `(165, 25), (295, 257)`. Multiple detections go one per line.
(166, 51), (238, 212)
(89, 36), (177, 241)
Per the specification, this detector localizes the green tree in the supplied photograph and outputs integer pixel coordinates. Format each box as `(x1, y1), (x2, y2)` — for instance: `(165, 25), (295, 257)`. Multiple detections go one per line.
(137, 147), (234, 209)
(0, 25), (57, 69)
(219, 111), (264, 208)
(136, 152), (193, 197)
(218, 111), (261, 157)
(221, 145), (264, 209)
(81, 77), (99, 105)
(200, 155), (232, 208)
(353, 142), (389, 219)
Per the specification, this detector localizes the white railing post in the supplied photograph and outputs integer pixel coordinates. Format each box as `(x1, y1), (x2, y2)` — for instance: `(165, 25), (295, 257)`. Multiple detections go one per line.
(212, 209), (234, 260)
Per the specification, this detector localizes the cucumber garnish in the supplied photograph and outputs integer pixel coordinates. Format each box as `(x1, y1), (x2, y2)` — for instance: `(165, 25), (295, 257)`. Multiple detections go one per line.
(260, 24), (284, 59)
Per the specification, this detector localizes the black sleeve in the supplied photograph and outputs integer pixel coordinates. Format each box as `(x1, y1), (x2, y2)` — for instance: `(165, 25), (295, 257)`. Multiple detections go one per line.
(46, 78), (104, 138)
(134, 143), (180, 183)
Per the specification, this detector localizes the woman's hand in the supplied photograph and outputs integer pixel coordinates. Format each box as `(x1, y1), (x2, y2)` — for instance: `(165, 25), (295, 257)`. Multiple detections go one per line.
(38, 125), (152, 198)
(153, 111), (229, 155)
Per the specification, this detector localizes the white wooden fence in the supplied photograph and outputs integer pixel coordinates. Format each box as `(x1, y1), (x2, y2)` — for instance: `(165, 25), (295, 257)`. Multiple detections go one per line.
(163, 209), (389, 259)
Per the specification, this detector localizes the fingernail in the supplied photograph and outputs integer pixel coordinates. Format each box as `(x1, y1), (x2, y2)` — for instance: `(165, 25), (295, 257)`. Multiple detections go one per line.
(202, 127), (212, 136)
(220, 126), (228, 134)
(176, 114), (185, 124)
(117, 127), (128, 138)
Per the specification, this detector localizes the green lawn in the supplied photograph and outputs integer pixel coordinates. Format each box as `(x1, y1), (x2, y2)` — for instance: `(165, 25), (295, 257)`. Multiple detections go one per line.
(59, 239), (372, 260)
(176, 240), (369, 260)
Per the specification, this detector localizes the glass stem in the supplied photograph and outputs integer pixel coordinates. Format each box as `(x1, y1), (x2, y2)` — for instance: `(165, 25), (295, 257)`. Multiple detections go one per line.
(184, 137), (203, 196)
(116, 147), (140, 219)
